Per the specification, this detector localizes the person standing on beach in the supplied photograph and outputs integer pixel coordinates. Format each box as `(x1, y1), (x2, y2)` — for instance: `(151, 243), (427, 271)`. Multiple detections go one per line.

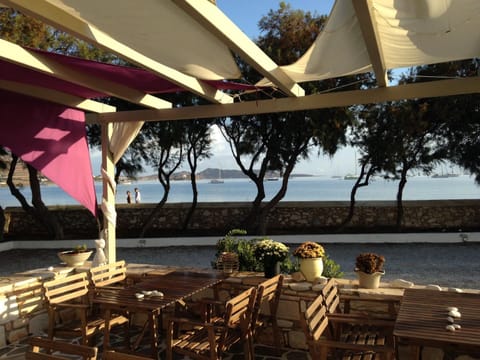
(134, 187), (141, 203)
(126, 190), (132, 204)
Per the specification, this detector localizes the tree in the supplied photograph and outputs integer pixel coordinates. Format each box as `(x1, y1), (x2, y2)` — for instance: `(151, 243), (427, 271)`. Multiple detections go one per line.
(138, 121), (184, 237)
(217, 3), (359, 234)
(182, 118), (214, 230)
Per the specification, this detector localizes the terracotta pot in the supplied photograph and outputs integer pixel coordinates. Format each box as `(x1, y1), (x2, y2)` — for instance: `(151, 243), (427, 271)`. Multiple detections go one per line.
(299, 257), (324, 281)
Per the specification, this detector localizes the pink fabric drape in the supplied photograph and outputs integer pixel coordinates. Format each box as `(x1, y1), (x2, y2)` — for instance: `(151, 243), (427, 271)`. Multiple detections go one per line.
(0, 90), (97, 216)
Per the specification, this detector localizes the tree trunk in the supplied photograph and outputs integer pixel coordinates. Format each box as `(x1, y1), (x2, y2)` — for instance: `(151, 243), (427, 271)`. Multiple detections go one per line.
(7, 157), (64, 239)
(396, 166), (408, 230)
(338, 163), (376, 230)
(182, 171), (198, 230)
(139, 171), (170, 237)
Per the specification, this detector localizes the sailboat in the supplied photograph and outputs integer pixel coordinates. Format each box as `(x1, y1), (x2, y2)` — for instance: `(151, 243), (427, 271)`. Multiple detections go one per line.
(210, 168), (224, 184)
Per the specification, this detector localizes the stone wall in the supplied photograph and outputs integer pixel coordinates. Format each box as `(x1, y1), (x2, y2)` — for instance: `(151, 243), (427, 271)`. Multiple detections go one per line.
(3, 200), (480, 239)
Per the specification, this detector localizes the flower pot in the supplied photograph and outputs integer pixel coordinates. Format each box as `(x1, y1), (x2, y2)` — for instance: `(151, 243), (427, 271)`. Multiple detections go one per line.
(216, 252), (239, 274)
(356, 270), (385, 289)
(299, 257), (324, 281)
(263, 256), (280, 278)
(58, 250), (93, 267)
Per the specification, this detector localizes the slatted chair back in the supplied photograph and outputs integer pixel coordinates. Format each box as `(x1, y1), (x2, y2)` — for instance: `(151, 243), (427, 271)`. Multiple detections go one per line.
(299, 294), (329, 345)
(251, 275), (284, 348)
(43, 272), (90, 306)
(89, 260), (126, 289)
(320, 277), (341, 314)
(27, 337), (97, 360)
(103, 350), (154, 360)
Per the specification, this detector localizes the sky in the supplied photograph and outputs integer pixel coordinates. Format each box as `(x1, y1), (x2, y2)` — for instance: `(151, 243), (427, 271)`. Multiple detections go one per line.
(92, 0), (358, 177)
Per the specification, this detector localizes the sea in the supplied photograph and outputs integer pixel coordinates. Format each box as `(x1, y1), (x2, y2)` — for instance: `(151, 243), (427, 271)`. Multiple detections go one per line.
(0, 174), (479, 207)
(0, 174), (479, 289)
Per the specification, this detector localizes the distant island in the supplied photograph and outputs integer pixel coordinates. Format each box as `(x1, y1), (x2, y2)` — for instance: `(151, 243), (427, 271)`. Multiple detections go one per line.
(106, 168), (314, 183)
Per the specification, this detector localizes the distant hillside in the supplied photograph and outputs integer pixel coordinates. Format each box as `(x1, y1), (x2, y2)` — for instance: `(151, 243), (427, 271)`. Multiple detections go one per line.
(167, 168), (313, 181)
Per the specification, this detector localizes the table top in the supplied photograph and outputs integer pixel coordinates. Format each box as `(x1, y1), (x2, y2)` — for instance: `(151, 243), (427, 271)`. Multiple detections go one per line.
(394, 288), (480, 348)
(93, 270), (225, 312)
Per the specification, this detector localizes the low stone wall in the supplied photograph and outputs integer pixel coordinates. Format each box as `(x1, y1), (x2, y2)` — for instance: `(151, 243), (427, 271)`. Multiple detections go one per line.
(3, 200), (480, 239)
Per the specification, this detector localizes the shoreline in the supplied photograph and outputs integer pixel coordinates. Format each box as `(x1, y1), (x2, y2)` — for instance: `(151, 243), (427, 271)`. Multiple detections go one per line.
(1, 232), (478, 251)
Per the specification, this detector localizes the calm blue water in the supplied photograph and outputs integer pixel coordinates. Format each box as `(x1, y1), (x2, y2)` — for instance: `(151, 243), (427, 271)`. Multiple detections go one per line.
(0, 175), (479, 207)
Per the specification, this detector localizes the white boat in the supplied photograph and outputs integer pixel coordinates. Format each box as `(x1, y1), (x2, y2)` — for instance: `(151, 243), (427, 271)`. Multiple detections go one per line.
(210, 168), (224, 184)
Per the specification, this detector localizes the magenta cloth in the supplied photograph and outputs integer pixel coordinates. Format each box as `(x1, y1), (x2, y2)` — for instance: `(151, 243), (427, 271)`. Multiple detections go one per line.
(0, 90), (97, 216)
(0, 47), (267, 100)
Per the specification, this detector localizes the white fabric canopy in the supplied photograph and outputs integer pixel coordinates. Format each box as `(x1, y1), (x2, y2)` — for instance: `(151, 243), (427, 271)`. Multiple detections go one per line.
(49, 0), (241, 80)
(259, 0), (480, 85)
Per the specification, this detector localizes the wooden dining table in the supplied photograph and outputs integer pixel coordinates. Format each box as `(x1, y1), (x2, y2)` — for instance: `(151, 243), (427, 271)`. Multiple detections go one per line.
(92, 270), (225, 358)
(393, 288), (480, 359)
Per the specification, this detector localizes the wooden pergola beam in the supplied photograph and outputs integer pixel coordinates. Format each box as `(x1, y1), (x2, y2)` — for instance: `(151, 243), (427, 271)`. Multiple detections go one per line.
(88, 76), (480, 124)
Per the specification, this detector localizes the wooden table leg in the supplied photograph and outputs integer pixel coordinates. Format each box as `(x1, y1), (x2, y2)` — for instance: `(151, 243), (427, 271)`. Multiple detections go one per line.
(149, 311), (159, 359)
(103, 308), (112, 351)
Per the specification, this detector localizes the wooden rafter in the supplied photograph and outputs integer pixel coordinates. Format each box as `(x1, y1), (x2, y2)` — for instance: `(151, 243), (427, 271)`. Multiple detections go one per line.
(353, 0), (389, 87)
(88, 76), (480, 123)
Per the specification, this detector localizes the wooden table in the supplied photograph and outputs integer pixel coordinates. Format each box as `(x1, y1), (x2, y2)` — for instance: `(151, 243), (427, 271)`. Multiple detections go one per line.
(394, 288), (480, 359)
(93, 270), (225, 358)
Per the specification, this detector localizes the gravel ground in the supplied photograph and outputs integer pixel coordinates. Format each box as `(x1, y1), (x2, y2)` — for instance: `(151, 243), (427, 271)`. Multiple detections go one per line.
(2, 242), (479, 289)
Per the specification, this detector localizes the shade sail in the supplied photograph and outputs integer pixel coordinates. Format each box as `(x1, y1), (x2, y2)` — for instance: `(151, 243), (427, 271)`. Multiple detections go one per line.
(49, 0), (241, 80)
(0, 90), (97, 216)
(260, 0), (480, 85)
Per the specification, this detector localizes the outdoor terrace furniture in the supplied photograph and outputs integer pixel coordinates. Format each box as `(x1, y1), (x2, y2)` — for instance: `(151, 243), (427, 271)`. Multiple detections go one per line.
(103, 350), (155, 360)
(42, 272), (127, 346)
(88, 260), (131, 350)
(166, 286), (257, 360)
(394, 288), (480, 359)
(93, 270), (225, 359)
(250, 275), (284, 351)
(26, 336), (98, 360)
(299, 293), (395, 360)
(89, 260), (127, 289)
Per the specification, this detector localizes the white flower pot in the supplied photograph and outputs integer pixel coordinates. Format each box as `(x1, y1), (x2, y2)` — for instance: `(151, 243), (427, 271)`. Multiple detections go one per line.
(58, 250), (92, 267)
(299, 257), (323, 281)
(356, 270), (385, 289)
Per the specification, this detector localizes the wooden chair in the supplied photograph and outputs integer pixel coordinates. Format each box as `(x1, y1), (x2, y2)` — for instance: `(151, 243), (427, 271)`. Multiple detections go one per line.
(166, 286), (257, 360)
(43, 272), (127, 346)
(88, 261), (130, 350)
(322, 278), (399, 319)
(299, 293), (395, 360)
(250, 275), (284, 350)
(103, 350), (155, 360)
(27, 336), (97, 360)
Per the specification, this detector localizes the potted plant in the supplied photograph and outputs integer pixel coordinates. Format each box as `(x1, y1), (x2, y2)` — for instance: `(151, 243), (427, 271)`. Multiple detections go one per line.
(293, 241), (325, 281)
(57, 244), (93, 267)
(355, 252), (385, 289)
(254, 239), (289, 278)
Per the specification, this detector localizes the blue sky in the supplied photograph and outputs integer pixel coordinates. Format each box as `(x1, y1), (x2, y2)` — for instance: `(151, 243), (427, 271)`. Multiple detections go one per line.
(216, 1), (335, 38)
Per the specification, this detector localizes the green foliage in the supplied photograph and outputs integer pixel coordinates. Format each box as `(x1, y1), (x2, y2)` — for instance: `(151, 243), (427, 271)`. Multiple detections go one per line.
(212, 229), (260, 271)
(322, 255), (344, 279)
(213, 230), (344, 278)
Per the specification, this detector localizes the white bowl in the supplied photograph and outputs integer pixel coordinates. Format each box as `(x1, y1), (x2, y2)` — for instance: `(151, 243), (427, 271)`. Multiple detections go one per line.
(57, 250), (92, 267)
(135, 293), (144, 299)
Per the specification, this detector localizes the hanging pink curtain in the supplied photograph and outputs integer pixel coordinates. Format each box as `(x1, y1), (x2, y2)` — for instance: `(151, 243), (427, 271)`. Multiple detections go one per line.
(0, 90), (97, 216)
